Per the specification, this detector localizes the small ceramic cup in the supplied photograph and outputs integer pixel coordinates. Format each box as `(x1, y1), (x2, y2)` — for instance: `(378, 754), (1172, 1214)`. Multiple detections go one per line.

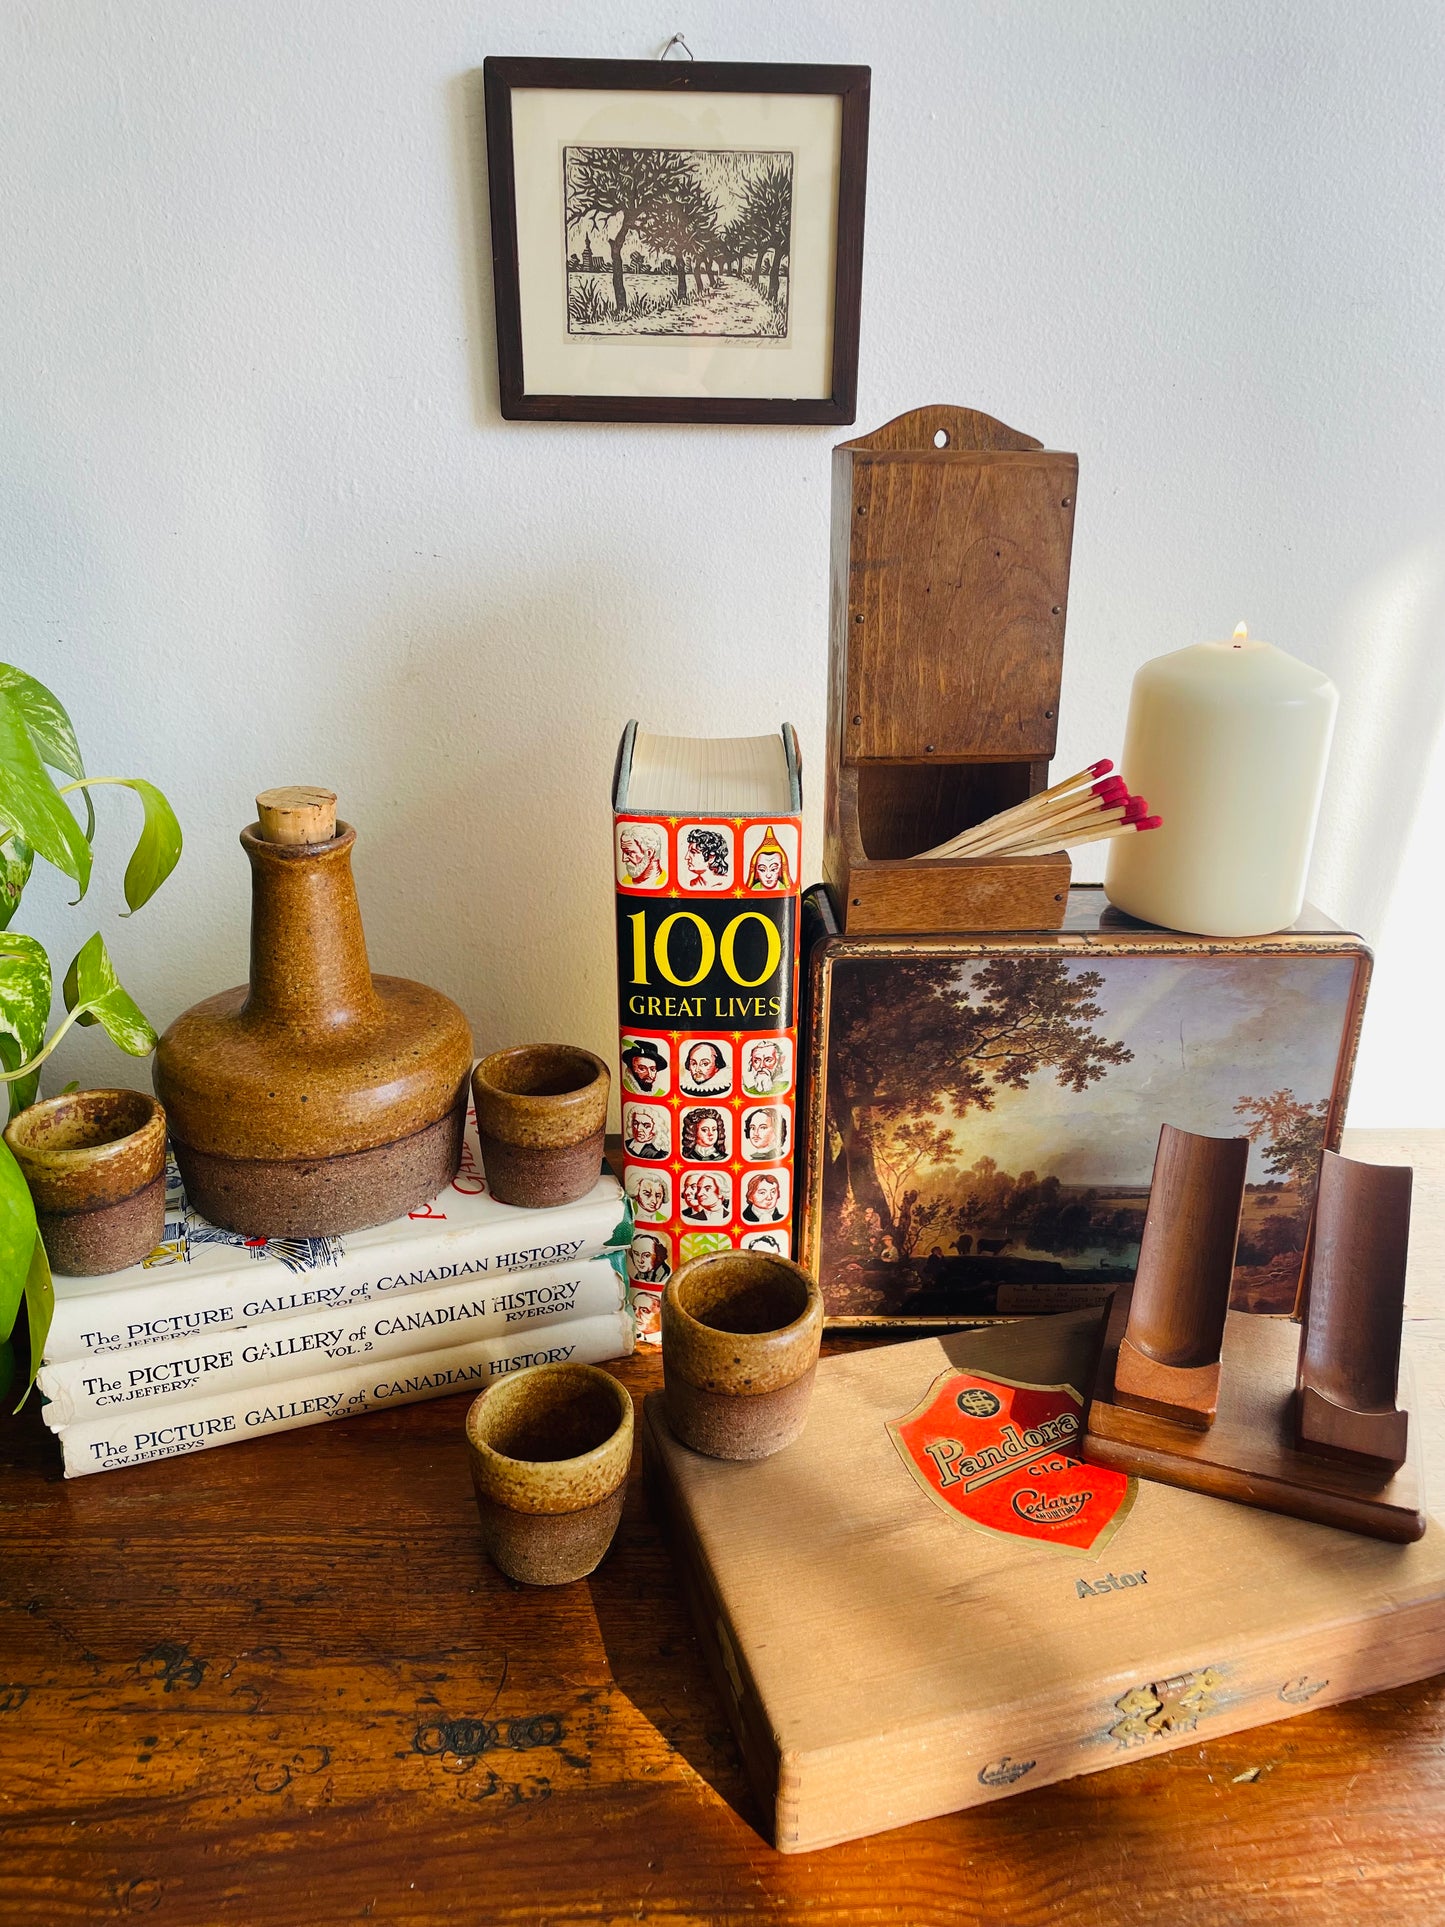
(4, 1089), (168, 1276)
(471, 1045), (609, 1209)
(465, 1362), (633, 1585)
(661, 1250), (824, 1461)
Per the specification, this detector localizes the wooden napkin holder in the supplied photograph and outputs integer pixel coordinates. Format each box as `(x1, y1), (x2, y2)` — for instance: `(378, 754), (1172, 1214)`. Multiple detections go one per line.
(824, 404), (1078, 934)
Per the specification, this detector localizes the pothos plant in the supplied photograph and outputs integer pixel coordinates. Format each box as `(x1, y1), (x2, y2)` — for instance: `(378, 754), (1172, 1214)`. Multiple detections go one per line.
(0, 665), (181, 1405)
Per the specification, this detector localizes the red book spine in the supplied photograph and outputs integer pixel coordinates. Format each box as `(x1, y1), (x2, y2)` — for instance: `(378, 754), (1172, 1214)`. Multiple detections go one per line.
(614, 813), (802, 1341)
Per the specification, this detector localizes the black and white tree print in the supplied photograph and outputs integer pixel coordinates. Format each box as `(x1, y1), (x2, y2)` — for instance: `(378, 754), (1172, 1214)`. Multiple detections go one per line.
(563, 146), (793, 338)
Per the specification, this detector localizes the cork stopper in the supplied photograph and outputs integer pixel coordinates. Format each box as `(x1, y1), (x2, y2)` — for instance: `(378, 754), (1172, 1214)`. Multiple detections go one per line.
(256, 786), (338, 846)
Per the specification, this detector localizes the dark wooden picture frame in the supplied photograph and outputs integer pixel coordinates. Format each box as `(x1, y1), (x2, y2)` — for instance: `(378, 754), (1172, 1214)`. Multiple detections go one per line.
(483, 58), (870, 423)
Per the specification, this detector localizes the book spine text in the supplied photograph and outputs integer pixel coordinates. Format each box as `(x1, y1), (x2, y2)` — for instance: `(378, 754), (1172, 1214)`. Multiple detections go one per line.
(40, 1255), (624, 1425)
(56, 1310), (634, 1477)
(45, 1191), (627, 1364)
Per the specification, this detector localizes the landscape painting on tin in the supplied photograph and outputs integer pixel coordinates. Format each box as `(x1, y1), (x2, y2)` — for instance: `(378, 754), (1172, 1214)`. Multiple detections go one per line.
(564, 147), (793, 338)
(818, 950), (1359, 1321)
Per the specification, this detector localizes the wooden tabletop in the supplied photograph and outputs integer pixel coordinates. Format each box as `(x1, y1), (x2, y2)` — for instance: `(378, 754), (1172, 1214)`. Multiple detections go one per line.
(2, 1127), (1442, 1926)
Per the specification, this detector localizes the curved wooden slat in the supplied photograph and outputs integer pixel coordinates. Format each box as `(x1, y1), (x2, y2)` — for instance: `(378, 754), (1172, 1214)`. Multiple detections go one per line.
(1114, 1124), (1249, 1428)
(1297, 1148), (1412, 1465)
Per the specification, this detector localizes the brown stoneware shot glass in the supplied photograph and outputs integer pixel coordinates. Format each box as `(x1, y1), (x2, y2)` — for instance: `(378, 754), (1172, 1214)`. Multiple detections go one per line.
(465, 1362), (633, 1585)
(661, 1250), (824, 1461)
(4, 1089), (167, 1276)
(471, 1045), (609, 1209)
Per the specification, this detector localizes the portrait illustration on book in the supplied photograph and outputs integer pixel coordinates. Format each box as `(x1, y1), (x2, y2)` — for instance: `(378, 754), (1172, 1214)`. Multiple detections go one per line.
(625, 1166), (672, 1224)
(678, 822), (734, 891)
(742, 821), (799, 893)
(741, 1168), (790, 1224)
(629, 1282), (662, 1339)
(741, 1104), (789, 1160)
(679, 1105), (730, 1162)
(742, 1035), (793, 1097)
(679, 1037), (732, 1098)
(742, 1230), (787, 1254)
(616, 819), (668, 890)
(623, 1102), (671, 1161)
(629, 1229), (672, 1288)
(680, 1169), (733, 1225)
(621, 1034), (670, 1096)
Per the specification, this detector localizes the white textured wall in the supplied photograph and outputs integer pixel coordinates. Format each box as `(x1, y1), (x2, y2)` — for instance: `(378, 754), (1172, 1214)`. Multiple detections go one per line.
(2, 1), (1442, 1121)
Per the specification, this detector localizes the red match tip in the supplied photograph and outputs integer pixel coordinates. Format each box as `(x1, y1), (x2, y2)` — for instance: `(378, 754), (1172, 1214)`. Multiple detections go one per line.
(1094, 777), (1128, 803)
(1090, 759), (1114, 778)
(1137, 815), (1163, 831)
(1122, 796), (1147, 822)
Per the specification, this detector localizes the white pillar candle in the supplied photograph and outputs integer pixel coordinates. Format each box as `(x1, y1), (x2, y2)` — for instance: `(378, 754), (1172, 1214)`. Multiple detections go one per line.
(1104, 624), (1337, 937)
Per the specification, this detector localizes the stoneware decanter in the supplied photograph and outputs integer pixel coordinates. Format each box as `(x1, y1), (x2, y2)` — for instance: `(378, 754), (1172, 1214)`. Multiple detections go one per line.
(154, 786), (472, 1237)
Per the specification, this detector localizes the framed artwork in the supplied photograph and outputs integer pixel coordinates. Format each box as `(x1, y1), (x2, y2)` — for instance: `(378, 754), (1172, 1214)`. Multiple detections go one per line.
(797, 887), (1372, 1328)
(483, 57), (870, 423)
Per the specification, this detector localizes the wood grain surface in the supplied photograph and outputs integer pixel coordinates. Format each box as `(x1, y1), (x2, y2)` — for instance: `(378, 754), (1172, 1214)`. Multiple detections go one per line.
(1, 1125), (1442, 1926)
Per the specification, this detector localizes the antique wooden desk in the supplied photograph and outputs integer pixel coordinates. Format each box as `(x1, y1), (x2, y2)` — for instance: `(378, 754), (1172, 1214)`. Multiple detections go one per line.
(1, 1128), (1442, 1926)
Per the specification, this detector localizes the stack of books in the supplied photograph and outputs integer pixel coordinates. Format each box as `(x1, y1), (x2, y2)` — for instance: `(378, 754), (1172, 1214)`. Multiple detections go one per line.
(39, 1117), (634, 1477)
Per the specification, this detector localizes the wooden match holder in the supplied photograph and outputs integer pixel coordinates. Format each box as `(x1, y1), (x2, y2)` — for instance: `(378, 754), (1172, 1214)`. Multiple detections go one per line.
(825, 404), (1077, 934)
(1086, 1147), (1423, 1543)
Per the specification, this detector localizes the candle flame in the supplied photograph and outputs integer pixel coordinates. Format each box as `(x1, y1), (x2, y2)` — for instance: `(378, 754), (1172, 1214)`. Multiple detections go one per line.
(1232, 621), (1249, 649)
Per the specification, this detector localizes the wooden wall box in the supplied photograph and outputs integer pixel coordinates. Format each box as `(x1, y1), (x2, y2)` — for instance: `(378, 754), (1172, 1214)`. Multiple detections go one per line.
(643, 1313), (1445, 1853)
(825, 405), (1078, 934)
(797, 886), (1372, 1326)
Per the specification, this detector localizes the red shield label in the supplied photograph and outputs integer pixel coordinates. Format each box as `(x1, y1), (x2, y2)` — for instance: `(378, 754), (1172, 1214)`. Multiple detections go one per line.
(887, 1369), (1135, 1554)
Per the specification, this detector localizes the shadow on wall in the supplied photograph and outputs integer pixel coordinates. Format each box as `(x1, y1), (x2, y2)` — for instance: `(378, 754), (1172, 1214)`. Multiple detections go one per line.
(1315, 538), (1445, 942)
(450, 67), (499, 429)
(351, 566), (631, 1114)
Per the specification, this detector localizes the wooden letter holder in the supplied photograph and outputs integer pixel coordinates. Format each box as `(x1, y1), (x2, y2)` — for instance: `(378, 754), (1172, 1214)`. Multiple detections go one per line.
(1086, 1139), (1423, 1542)
(825, 404), (1078, 933)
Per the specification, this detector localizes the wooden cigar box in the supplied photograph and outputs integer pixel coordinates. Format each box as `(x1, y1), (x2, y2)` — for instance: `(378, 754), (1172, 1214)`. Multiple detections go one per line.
(642, 1312), (1445, 1853)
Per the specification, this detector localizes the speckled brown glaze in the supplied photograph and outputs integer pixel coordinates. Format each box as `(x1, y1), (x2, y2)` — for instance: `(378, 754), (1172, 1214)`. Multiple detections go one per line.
(661, 1251), (823, 1460)
(5, 1089), (167, 1275)
(471, 1046), (609, 1209)
(465, 1362), (632, 1585)
(154, 813), (472, 1237)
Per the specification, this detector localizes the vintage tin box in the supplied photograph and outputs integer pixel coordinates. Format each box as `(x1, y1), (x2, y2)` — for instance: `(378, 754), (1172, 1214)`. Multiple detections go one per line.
(797, 885), (1371, 1325)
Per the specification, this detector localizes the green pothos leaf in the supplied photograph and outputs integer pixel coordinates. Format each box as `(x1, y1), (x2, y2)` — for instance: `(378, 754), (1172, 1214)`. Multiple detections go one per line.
(0, 1038), (41, 1122)
(0, 1134), (39, 1347)
(0, 663), (94, 841)
(62, 931), (157, 1056)
(0, 932), (52, 1120)
(0, 664), (84, 781)
(0, 691), (91, 894)
(0, 935), (52, 1109)
(115, 778), (183, 912)
(13, 1234), (53, 1407)
(0, 833), (35, 931)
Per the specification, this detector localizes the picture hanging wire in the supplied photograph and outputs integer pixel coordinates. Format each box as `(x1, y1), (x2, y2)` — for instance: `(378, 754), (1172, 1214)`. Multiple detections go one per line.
(659, 33), (695, 59)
